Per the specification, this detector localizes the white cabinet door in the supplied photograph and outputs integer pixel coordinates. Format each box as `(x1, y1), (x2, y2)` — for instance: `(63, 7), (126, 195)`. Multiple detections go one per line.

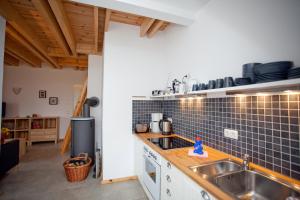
(183, 175), (216, 200)
(160, 156), (215, 200)
(134, 137), (143, 182)
(161, 158), (184, 200)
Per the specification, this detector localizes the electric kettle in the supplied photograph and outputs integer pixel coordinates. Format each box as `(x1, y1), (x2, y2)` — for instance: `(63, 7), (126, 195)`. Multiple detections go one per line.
(159, 119), (172, 135)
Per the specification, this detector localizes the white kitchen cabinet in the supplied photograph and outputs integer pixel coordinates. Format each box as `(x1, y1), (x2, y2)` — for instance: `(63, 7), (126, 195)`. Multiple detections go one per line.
(161, 157), (184, 200)
(161, 157), (215, 200)
(183, 175), (216, 200)
(134, 136), (144, 182)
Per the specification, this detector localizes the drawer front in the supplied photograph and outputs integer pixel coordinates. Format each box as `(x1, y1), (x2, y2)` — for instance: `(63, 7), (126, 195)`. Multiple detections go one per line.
(161, 184), (176, 200)
(161, 159), (182, 180)
(161, 158), (183, 200)
(44, 134), (57, 139)
(31, 135), (46, 141)
(31, 135), (56, 141)
(31, 130), (45, 135)
(45, 130), (57, 135)
(161, 180), (183, 200)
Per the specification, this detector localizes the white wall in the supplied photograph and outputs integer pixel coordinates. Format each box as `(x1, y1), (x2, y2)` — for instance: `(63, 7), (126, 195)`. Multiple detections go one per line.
(0, 16), (5, 135)
(164, 0), (300, 83)
(3, 64), (87, 138)
(101, 0), (300, 180)
(102, 22), (168, 180)
(87, 55), (103, 148)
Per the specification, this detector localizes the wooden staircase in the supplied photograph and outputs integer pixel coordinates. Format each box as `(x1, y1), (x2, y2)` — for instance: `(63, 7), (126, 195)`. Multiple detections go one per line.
(61, 79), (88, 154)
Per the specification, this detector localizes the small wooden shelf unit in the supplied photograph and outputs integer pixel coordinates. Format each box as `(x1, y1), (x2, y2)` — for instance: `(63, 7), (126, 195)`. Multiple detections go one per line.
(1, 117), (59, 145)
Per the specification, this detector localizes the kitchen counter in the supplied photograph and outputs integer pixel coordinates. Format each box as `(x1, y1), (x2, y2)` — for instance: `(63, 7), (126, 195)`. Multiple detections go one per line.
(135, 133), (300, 200)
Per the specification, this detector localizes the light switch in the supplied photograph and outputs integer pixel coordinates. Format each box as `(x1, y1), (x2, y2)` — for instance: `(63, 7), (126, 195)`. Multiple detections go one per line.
(224, 129), (238, 140)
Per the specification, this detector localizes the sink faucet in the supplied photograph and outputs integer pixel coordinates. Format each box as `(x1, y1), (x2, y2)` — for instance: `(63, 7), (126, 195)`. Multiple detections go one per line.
(242, 154), (250, 170)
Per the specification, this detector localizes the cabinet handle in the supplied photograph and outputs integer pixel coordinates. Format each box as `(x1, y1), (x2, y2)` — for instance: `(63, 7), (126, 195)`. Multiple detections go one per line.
(201, 190), (210, 200)
(166, 175), (171, 182)
(167, 162), (172, 169)
(166, 188), (171, 197)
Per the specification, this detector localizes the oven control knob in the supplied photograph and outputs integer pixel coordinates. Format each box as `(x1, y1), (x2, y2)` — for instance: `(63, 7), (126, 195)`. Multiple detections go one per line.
(167, 162), (172, 169)
(166, 189), (171, 197)
(201, 190), (210, 200)
(166, 175), (171, 182)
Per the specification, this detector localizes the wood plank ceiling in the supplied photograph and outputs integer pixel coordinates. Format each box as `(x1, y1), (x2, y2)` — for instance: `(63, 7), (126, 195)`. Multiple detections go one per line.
(0, 0), (170, 70)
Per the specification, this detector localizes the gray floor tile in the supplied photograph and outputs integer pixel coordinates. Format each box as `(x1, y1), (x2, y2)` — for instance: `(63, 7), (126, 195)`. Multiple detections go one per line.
(0, 142), (147, 200)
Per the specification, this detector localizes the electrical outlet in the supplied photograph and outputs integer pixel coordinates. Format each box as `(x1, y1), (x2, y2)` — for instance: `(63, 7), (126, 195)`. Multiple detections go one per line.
(224, 129), (239, 140)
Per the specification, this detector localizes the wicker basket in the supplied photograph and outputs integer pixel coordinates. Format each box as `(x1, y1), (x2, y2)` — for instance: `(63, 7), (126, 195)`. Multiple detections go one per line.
(63, 155), (92, 182)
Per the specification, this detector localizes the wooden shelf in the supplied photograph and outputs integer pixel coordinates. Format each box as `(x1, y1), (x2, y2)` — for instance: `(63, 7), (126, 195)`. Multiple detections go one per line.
(15, 129), (29, 132)
(150, 93), (185, 99)
(1, 117), (59, 145)
(149, 78), (300, 99)
(2, 117), (29, 120)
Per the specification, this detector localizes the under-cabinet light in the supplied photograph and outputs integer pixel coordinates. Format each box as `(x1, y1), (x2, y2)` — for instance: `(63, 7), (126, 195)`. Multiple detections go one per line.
(235, 94), (247, 97)
(233, 90), (300, 96)
(284, 90), (300, 94)
(256, 92), (270, 96)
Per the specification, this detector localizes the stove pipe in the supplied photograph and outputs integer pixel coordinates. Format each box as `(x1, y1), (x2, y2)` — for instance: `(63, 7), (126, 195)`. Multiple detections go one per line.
(82, 97), (99, 117)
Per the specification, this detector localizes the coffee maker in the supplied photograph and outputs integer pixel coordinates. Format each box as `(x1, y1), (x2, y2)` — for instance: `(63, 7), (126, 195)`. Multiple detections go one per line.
(150, 113), (163, 133)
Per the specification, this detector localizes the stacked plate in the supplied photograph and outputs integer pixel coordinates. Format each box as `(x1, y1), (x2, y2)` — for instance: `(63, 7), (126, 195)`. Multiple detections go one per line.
(288, 67), (300, 79)
(242, 63), (261, 83)
(254, 61), (293, 83)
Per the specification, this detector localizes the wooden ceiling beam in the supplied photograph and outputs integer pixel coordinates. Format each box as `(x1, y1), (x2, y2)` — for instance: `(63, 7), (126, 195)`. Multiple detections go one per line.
(0, 0), (60, 68)
(5, 25), (60, 69)
(140, 17), (155, 37)
(48, 0), (77, 57)
(5, 39), (41, 67)
(57, 57), (88, 69)
(31, 0), (71, 56)
(47, 47), (66, 57)
(104, 9), (111, 32)
(94, 7), (99, 53)
(147, 20), (164, 38)
(5, 50), (39, 68)
(160, 22), (170, 31)
(4, 52), (20, 66)
(110, 15), (140, 26)
(48, 47), (90, 58)
(76, 43), (97, 55)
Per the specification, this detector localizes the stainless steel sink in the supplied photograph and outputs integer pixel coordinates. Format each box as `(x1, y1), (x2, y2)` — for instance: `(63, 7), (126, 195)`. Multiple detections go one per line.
(189, 159), (300, 200)
(215, 170), (300, 200)
(189, 159), (243, 181)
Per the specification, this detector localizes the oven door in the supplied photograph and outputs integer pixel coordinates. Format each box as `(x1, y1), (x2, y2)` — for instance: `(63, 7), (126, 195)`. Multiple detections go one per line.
(143, 154), (161, 200)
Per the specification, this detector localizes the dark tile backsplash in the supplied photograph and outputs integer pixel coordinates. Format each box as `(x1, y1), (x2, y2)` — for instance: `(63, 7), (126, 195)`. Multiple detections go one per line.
(132, 100), (162, 129)
(132, 94), (300, 180)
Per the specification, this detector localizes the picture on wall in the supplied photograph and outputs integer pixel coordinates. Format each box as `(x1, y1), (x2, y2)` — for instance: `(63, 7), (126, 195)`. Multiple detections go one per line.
(49, 97), (58, 105)
(39, 90), (47, 98)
